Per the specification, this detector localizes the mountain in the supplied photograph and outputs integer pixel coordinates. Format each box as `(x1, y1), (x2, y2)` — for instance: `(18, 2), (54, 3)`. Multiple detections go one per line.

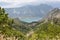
(29, 8), (60, 40)
(12, 18), (32, 34)
(0, 7), (25, 40)
(34, 8), (60, 29)
(5, 4), (53, 22)
(1, 4), (60, 40)
(44, 8), (60, 22)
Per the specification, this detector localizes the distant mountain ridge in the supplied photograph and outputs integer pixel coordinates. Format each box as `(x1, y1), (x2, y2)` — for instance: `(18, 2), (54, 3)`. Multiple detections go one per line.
(5, 4), (53, 22)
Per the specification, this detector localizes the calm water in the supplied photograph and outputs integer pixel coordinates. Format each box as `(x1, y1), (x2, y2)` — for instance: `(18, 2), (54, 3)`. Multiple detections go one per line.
(19, 17), (42, 23)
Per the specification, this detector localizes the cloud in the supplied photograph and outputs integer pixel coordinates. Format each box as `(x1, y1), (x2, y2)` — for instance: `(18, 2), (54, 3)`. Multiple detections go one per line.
(0, 0), (60, 8)
(0, 0), (38, 8)
(45, 0), (60, 2)
(0, 0), (37, 4)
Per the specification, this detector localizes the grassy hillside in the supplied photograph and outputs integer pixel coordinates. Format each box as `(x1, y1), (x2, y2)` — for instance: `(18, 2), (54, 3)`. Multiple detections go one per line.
(28, 8), (60, 40)
(1, 7), (60, 40)
(0, 7), (26, 40)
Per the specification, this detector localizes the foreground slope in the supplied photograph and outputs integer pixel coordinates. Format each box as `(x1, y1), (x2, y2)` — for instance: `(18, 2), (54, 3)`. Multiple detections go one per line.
(0, 7), (26, 40)
(29, 8), (60, 40)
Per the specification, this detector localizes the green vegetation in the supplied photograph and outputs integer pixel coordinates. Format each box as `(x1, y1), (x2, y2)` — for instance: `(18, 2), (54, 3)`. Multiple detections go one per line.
(0, 7), (60, 40)
(12, 18), (32, 34)
(29, 20), (60, 40)
(0, 7), (25, 40)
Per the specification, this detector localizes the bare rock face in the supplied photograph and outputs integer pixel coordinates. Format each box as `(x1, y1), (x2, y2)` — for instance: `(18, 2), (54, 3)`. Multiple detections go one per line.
(44, 8), (60, 24)
(51, 8), (60, 18)
(45, 8), (60, 20)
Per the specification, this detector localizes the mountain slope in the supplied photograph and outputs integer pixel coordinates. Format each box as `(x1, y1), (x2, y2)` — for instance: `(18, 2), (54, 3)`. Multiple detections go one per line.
(0, 7), (25, 40)
(28, 8), (60, 40)
(12, 18), (32, 34)
(5, 4), (53, 22)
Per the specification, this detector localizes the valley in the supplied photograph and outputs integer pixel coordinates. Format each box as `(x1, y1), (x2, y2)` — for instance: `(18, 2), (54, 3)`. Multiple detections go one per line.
(0, 3), (60, 40)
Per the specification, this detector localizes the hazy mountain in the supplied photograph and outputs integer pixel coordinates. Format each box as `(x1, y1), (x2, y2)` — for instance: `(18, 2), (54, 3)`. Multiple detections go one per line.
(5, 4), (53, 22)
(30, 8), (60, 40)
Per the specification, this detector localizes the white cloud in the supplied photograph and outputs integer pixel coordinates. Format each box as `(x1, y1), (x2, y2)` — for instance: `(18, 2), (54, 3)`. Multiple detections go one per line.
(0, 0), (60, 8)
(0, 0), (37, 3)
(45, 0), (60, 2)
(0, 0), (38, 8)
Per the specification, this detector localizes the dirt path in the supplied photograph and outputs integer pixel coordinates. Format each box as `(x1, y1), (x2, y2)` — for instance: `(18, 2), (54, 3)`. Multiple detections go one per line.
(26, 30), (34, 37)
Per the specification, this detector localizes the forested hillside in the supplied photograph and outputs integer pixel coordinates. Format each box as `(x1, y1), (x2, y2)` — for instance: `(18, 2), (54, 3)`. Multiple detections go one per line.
(28, 8), (60, 40)
(0, 7), (60, 40)
(0, 7), (26, 40)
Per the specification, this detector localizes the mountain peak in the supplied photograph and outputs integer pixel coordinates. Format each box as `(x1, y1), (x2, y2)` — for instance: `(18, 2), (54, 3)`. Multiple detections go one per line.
(52, 8), (60, 12)
(47, 8), (60, 20)
(51, 8), (60, 15)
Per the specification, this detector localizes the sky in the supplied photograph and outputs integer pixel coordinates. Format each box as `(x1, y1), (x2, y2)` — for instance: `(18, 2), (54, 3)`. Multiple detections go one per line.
(0, 0), (60, 8)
